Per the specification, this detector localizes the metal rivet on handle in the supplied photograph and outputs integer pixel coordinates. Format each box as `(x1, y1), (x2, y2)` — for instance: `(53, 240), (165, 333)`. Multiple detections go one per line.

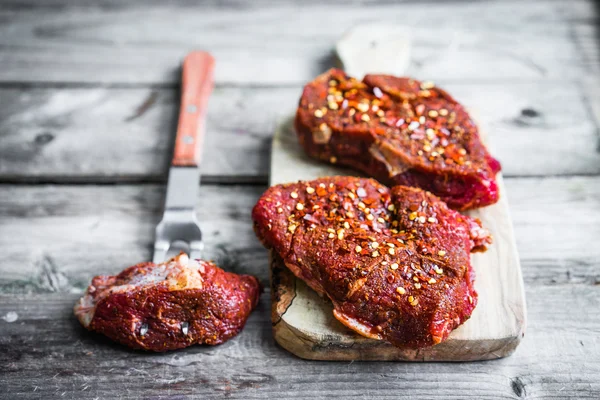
(183, 135), (194, 144)
(186, 104), (197, 113)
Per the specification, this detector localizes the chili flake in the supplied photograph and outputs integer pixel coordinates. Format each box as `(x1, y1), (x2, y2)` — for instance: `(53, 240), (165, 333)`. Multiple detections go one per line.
(357, 103), (369, 113)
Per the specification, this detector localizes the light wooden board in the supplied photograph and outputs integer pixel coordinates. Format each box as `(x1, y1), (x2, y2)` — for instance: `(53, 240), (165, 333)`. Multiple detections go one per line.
(269, 117), (526, 361)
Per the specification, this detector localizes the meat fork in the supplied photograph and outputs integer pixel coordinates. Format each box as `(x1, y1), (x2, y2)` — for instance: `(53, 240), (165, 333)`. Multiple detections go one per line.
(153, 51), (215, 263)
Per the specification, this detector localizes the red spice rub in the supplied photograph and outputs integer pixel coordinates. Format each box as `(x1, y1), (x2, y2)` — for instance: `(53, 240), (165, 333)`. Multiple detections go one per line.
(252, 177), (491, 348)
(74, 254), (261, 351)
(295, 69), (501, 210)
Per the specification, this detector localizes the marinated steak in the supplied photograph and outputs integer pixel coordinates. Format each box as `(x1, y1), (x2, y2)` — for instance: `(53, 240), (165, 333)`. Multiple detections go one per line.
(252, 177), (491, 348)
(295, 69), (501, 210)
(74, 253), (261, 351)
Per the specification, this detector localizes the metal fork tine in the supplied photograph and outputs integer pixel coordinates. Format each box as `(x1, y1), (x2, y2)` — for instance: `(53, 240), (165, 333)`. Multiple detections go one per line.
(189, 242), (203, 261)
(153, 245), (168, 264)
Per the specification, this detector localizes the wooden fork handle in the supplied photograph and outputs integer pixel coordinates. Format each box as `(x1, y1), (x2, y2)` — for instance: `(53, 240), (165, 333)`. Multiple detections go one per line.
(172, 51), (215, 167)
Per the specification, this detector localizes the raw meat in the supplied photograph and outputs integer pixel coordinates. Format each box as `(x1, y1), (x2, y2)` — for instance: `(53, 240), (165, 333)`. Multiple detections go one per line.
(74, 253), (261, 351)
(252, 177), (491, 348)
(295, 69), (501, 210)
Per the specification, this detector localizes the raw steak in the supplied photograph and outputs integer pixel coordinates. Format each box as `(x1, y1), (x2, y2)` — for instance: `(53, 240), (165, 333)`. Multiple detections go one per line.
(252, 177), (491, 348)
(295, 69), (501, 210)
(74, 253), (261, 351)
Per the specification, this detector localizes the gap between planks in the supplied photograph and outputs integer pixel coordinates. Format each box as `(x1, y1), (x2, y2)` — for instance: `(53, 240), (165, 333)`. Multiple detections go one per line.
(3, 173), (600, 186)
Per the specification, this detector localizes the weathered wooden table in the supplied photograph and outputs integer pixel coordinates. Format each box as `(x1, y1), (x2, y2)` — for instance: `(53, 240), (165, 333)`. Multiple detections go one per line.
(1, 1), (599, 398)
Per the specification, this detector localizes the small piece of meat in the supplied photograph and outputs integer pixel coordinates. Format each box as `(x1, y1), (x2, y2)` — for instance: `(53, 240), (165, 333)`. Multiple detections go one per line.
(295, 69), (501, 210)
(252, 177), (491, 349)
(74, 254), (261, 351)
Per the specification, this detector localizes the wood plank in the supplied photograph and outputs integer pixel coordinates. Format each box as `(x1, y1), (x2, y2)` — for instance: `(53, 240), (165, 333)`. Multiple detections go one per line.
(1, 285), (598, 399)
(0, 177), (598, 295)
(0, 0), (593, 85)
(0, 86), (296, 183)
(568, 0), (600, 74)
(0, 184), (267, 293)
(1, 0), (577, 7)
(0, 0), (596, 396)
(1, 81), (599, 182)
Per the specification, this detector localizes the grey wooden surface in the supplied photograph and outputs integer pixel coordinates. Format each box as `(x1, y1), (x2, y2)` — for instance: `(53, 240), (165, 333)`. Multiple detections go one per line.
(0, 0), (598, 399)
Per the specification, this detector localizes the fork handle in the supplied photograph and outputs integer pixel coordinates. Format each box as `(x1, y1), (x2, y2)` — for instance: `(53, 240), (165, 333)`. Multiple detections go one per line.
(172, 51), (215, 167)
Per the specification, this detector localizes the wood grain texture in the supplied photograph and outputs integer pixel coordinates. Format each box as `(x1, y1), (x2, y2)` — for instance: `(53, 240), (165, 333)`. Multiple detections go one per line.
(569, 0), (600, 74)
(0, 180), (597, 396)
(0, 0), (594, 85)
(0, 184), (266, 293)
(0, 0), (598, 396)
(1, 80), (598, 182)
(1, 285), (598, 399)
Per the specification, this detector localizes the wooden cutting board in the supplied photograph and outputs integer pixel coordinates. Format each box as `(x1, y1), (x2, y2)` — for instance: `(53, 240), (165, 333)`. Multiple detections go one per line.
(268, 24), (526, 361)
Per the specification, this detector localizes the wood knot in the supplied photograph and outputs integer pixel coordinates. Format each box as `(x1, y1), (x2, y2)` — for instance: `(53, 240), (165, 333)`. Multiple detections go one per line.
(34, 132), (55, 145)
(511, 377), (526, 398)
